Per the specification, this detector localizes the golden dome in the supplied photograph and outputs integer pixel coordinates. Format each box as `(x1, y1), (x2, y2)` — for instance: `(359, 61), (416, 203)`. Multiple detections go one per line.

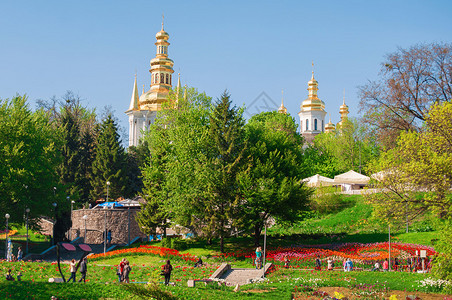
(156, 30), (169, 39)
(325, 115), (335, 133)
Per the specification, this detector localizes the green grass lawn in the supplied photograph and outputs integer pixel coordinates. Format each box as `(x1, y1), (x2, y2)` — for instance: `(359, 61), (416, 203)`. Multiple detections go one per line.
(0, 259), (449, 300)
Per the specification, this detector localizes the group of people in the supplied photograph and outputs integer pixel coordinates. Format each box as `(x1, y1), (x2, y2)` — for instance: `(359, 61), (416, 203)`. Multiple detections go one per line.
(5, 269), (22, 281)
(371, 256), (431, 272)
(66, 257), (88, 283)
(117, 258), (132, 283)
(314, 256), (353, 271)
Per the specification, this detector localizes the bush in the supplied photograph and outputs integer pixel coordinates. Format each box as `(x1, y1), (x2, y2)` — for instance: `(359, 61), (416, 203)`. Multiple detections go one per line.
(311, 186), (353, 214)
(123, 281), (178, 300)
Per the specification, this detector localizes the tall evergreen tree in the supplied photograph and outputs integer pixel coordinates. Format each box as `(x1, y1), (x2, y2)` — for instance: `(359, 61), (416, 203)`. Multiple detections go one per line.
(206, 91), (246, 252)
(90, 115), (127, 201)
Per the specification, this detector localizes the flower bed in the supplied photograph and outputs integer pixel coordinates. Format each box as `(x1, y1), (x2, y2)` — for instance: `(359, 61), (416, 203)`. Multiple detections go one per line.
(0, 230), (18, 239)
(88, 245), (198, 262)
(213, 242), (436, 266)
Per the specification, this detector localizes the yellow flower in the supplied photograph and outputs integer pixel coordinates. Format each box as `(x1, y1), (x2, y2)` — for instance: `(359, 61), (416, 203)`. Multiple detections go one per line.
(389, 295), (398, 300)
(334, 291), (344, 299)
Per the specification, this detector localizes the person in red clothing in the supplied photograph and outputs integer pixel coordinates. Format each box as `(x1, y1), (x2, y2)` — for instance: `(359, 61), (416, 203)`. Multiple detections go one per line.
(118, 258), (126, 282)
(382, 258), (389, 271)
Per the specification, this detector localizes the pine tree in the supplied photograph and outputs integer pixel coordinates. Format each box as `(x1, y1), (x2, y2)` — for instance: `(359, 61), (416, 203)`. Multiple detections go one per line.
(206, 91), (246, 252)
(90, 115), (127, 201)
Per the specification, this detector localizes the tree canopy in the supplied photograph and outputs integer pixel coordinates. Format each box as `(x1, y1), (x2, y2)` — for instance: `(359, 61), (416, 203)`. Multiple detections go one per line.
(359, 43), (452, 148)
(0, 95), (62, 226)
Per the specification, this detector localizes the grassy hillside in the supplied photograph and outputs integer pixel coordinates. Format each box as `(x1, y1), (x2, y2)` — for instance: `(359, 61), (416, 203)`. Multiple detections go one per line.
(268, 194), (439, 246)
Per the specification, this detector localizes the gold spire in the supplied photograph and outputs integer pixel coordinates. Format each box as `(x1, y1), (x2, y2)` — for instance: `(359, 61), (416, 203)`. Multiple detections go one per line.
(127, 74), (139, 111)
(142, 84), (145, 95)
(337, 89), (349, 128)
(325, 113), (336, 133)
(301, 63), (324, 113)
(278, 89), (287, 114)
(138, 22), (174, 111)
(161, 13), (164, 31)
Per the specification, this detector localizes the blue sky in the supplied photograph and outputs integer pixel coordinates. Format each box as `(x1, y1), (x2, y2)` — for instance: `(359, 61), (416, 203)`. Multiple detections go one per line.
(1, 0), (451, 140)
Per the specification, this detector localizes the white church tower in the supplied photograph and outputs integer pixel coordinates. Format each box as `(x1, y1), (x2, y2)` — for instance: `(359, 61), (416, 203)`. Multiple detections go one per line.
(298, 67), (327, 143)
(125, 18), (175, 147)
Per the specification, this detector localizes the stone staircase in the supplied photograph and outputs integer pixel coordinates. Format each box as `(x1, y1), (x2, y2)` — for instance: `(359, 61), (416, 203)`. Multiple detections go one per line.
(210, 263), (273, 286)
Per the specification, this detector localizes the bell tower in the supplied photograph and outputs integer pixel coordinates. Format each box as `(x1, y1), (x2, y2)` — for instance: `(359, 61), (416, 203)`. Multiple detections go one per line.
(125, 17), (175, 147)
(298, 63), (327, 143)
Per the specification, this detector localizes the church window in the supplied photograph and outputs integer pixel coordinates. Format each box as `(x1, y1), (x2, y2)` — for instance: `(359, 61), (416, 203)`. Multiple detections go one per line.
(306, 119), (309, 131)
(314, 119), (318, 130)
(169, 75), (172, 85)
(155, 73), (159, 83)
(160, 73), (164, 83)
(322, 120), (324, 132)
(166, 74), (169, 84)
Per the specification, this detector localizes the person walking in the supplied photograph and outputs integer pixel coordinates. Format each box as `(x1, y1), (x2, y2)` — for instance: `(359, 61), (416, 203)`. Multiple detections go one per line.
(118, 258), (126, 282)
(78, 257), (87, 283)
(345, 258), (353, 271)
(315, 255), (321, 271)
(107, 230), (112, 247)
(123, 260), (132, 283)
(394, 257), (400, 271)
(67, 259), (77, 282)
(372, 261), (381, 271)
(255, 247), (262, 269)
(327, 258), (334, 271)
(162, 260), (173, 286)
(382, 258), (389, 272)
(17, 247), (23, 261)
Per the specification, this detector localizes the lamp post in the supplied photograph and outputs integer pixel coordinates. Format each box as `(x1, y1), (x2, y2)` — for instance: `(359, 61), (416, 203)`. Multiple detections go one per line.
(52, 202), (57, 245)
(104, 210), (107, 253)
(25, 208), (30, 254)
(262, 221), (267, 278)
(106, 181), (110, 202)
(69, 198), (74, 240)
(5, 214), (10, 260)
(128, 206), (130, 246)
(82, 215), (88, 242)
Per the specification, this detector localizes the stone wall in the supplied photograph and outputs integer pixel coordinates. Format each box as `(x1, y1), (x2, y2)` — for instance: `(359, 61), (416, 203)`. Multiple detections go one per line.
(70, 208), (147, 244)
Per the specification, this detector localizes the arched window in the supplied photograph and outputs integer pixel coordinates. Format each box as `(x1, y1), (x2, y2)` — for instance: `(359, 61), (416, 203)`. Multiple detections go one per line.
(169, 75), (172, 85)
(322, 120), (324, 132)
(160, 73), (164, 83)
(314, 119), (318, 131)
(166, 74), (169, 84)
(306, 119), (309, 131)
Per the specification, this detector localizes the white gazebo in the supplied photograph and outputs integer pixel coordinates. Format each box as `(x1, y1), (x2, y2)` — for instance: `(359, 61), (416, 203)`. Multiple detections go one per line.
(302, 174), (335, 187)
(334, 170), (370, 191)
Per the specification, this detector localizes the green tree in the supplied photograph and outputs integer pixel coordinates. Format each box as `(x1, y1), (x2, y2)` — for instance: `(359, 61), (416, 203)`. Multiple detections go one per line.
(311, 119), (378, 176)
(365, 101), (452, 224)
(238, 111), (312, 245)
(90, 115), (127, 201)
(205, 91), (246, 252)
(0, 95), (62, 227)
(137, 88), (212, 237)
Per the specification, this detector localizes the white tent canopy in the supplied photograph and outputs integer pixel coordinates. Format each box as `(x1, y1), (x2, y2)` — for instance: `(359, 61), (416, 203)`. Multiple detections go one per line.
(334, 170), (370, 185)
(302, 174), (335, 187)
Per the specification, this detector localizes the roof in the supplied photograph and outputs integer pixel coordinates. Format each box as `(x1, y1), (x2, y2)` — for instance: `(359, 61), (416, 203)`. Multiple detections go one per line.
(302, 174), (335, 187)
(334, 170), (370, 185)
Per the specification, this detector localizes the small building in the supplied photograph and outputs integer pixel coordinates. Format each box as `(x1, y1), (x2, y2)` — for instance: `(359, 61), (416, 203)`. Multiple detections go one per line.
(334, 170), (370, 191)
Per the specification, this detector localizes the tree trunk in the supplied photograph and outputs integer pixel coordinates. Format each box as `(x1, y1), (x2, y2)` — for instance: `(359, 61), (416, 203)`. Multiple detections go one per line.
(220, 219), (224, 253)
(254, 223), (261, 246)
